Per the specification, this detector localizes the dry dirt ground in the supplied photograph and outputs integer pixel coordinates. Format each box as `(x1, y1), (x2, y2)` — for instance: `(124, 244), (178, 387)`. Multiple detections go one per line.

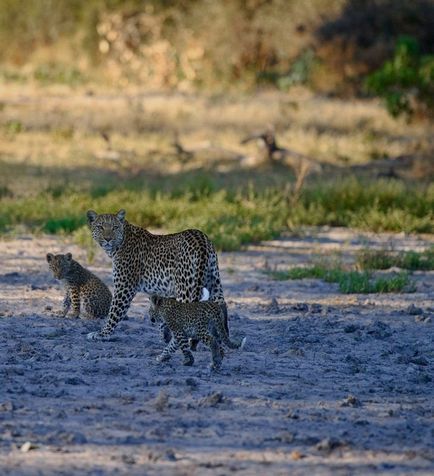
(0, 229), (433, 475)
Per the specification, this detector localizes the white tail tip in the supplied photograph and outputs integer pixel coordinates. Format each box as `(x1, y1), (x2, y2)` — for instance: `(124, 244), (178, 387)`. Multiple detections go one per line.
(240, 337), (247, 350)
(200, 287), (210, 301)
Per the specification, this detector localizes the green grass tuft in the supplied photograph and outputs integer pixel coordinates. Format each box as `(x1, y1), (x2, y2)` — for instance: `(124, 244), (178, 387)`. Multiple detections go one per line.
(267, 265), (413, 294)
(357, 248), (434, 271)
(1, 177), (434, 251)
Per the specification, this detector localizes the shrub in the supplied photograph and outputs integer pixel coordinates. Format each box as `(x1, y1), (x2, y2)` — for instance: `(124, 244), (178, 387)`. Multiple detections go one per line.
(365, 36), (434, 119)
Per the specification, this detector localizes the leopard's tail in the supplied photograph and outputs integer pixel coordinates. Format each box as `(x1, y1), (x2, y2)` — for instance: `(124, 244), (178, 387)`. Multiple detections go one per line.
(205, 247), (225, 303)
(206, 248), (229, 334)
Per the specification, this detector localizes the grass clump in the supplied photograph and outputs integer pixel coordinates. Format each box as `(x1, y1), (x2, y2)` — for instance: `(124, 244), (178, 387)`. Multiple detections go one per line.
(1, 176), (433, 251)
(357, 248), (434, 271)
(0, 188), (286, 251)
(267, 265), (413, 294)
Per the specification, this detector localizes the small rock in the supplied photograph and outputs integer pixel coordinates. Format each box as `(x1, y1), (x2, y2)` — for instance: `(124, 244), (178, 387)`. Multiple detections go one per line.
(410, 356), (428, 366)
(292, 303), (309, 312)
(199, 392), (224, 407)
(0, 401), (14, 411)
(310, 303), (322, 314)
(316, 437), (343, 452)
(266, 297), (280, 314)
(56, 431), (87, 444)
(282, 348), (305, 357)
(340, 395), (362, 407)
(290, 450), (304, 460)
(415, 373), (432, 384)
(20, 441), (37, 452)
(164, 449), (177, 461)
(30, 284), (47, 291)
(277, 431), (294, 443)
(415, 315), (432, 324)
(185, 378), (198, 388)
(286, 411), (300, 419)
(121, 454), (136, 465)
(45, 305), (52, 311)
(343, 324), (360, 333)
(366, 321), (392, 339)
(65, 377), (86, 385)
(407, 304), (423, 316)
(154, 391), (169, 412)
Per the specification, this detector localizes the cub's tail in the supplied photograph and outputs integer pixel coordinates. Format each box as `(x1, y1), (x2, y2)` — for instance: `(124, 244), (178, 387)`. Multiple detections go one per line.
(216, 305), (245, 350)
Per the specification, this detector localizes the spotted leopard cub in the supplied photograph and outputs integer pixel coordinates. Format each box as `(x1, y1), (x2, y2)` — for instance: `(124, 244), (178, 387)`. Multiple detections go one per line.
(149, 295), (246, 370)
(47, 253), (112, 320)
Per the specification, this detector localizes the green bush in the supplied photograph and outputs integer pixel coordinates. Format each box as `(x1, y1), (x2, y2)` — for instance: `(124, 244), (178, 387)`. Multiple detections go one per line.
(365, 36), (434, 119)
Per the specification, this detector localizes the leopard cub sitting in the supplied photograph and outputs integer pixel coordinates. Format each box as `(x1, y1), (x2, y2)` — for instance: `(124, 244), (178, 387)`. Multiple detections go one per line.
(47, 253), (112, 320)
(149, 295), (246, 370)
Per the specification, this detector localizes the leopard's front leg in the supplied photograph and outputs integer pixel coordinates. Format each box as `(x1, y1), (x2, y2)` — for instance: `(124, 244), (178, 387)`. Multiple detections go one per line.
(87, 282), (136, 341)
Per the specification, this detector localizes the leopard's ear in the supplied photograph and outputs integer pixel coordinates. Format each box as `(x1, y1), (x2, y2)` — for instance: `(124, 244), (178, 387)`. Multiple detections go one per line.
(65, 252), (72, 261)
(150, 295), (162, 306)
(86, 210), (98, 225)
(116, 209), (126, 222)
(46, 253), (54, 263)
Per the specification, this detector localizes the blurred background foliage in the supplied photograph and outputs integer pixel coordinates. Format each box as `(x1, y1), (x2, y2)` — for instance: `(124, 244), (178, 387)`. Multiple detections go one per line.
(0, 0), (433, 119)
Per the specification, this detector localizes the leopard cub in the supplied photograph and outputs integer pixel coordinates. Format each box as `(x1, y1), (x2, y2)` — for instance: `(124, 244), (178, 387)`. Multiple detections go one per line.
(149, 295), (246, 370)
(47, 253), (112, 320)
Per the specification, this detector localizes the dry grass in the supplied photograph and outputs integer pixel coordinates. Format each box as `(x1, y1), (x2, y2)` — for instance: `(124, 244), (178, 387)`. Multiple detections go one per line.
(0, 85), (433, 250)
(0, 85), (432, 195)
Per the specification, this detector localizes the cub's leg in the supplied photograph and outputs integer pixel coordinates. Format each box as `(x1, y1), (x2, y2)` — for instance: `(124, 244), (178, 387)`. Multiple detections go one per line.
(202, 333), (222, 370)
(82, 297), (98, 320)
(70, 286), (81, 318)
(159, 322), (172, 343)
(157, 336), (178, 363)
(176, 333), (194, 366)
(61, 289), (71, 317)
(209, 322), (224, 358)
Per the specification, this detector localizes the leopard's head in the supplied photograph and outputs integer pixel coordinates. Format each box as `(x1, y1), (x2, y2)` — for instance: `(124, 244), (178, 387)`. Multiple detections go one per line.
(86, 209), (126, 256)
(46, 253), (73, 279)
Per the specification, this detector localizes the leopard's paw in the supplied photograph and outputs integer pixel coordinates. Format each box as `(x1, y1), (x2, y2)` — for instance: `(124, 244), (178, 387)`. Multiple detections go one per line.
(156, 354), (171, 363)
(86, 331), (107, 341)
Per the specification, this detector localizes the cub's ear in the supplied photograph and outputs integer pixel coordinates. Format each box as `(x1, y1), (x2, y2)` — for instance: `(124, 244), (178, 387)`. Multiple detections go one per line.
(46, 253), (54, 263)
(65, 252), (72, 261)
(86, 210), (98, 225)
(150, 295), (162, 306)
(116, 209), (126, 222)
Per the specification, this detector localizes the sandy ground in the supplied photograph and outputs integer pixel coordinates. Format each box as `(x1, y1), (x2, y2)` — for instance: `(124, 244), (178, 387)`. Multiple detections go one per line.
(0, 229), (434, 475)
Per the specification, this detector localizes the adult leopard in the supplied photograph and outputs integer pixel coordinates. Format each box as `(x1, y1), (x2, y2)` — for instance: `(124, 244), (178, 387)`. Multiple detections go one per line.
(85, 209), (227, 341)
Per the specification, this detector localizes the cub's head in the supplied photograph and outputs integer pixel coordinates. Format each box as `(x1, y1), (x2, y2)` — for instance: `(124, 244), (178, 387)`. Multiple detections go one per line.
(149, 295), (165, 323)
(86, 209), (126, 256)
(46, 253), (73, 279)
